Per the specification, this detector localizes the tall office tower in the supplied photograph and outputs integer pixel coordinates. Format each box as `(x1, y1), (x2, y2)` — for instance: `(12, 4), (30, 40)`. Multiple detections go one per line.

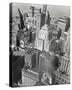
(36, 24), (52, 52)
(57, 17), (70, 35)
(40, 5), (47, 28)
(31, 6), (35, 17)
(46, 11), (51, 26)
(29, 6), (41, 31)
(18, 8), (25, 29)
(63, 30), (70, 58)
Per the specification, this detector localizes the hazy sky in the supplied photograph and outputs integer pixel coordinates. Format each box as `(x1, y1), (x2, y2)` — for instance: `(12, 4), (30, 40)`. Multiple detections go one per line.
(12, 3), (70, 18)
